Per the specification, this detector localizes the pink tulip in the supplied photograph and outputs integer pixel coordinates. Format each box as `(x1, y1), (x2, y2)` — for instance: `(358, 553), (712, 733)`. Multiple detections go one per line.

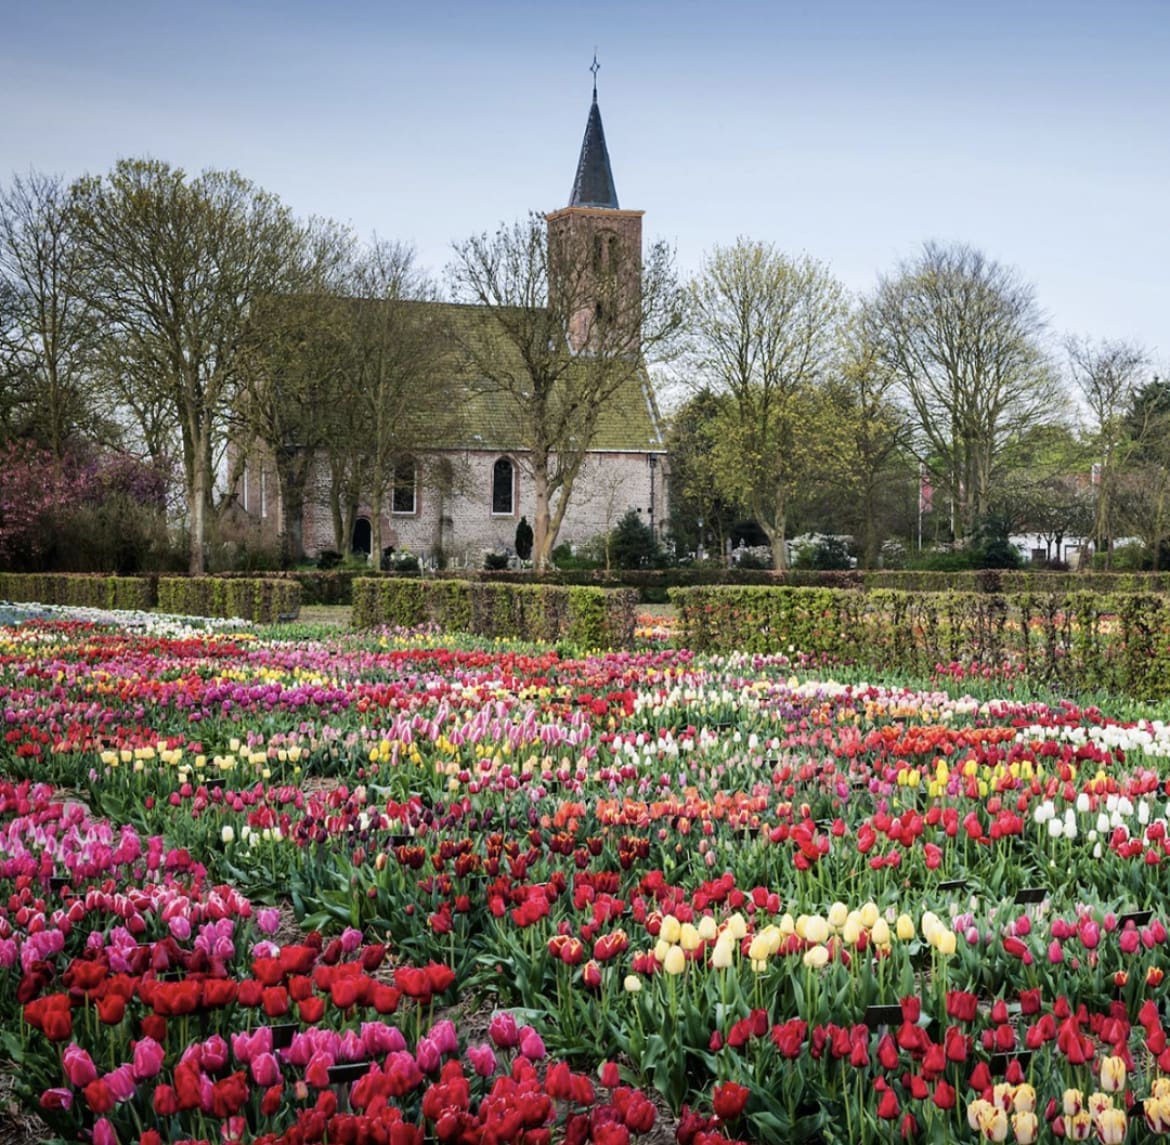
(518, 1026), (546, 1060)
(250, 1052), (281, 1088)
(103, 1063), (136, 1102)
(467, 1043), (497, 1077)
(132, 1037), (165, 1081)
(1080, 921), (1100, 950)
(63, 1044), (98, 1088)
(92, 1117), (117, 1145)
(488, 1011), (519, 1049)
(1048, 940), (1064, 964)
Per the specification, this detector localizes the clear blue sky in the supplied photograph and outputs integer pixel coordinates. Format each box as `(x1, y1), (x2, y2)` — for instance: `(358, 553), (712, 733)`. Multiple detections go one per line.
(3, 0), (1166, 365)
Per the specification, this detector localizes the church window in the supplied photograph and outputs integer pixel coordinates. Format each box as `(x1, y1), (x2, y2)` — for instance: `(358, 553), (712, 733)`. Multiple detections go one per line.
(392, 460), (417, 515)
(491, 457), (515, 516)
(241, 464), (249, 512)
(260, 470), (267, 518)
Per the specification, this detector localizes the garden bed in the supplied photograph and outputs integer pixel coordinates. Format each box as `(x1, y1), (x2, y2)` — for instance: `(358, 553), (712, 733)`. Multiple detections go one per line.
(1, 615), (1169, 1142)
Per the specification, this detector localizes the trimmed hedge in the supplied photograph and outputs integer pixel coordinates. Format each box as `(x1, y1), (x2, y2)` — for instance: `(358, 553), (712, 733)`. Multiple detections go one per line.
(669, 585), (1170, 699)
(157, 578), (301, 624)
(0, 573), (153, 611)
(352, 578), (637, 648)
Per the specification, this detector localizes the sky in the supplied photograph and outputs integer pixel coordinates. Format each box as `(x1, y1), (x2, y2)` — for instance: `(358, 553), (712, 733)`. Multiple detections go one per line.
(2, 0), (1166, 370)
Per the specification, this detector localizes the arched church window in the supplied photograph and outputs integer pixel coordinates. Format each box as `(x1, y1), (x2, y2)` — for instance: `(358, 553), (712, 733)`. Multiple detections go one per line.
(392, 460), (417, 515)
(491, 457), (514, 516)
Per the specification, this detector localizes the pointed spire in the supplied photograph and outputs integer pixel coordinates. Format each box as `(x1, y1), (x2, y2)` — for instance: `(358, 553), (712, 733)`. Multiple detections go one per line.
(569, 55), (619, 209)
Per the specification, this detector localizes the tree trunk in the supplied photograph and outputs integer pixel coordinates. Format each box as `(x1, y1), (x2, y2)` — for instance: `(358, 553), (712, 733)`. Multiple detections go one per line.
(189, 463), (206, 575)
(369, 487), (383, 568)
(532, 461), (553, 570)
(277, 464), (306, 567)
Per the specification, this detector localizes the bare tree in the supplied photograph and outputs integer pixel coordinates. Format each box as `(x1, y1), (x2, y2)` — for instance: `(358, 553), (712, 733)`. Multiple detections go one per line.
(870, 241), (1061, 538)
(837, 313), (913, 567)
(0, 171), (98, 455)
(688, 240), (848, 569)
(1066, 336), (1148, 564)
(70, 159), (302, 573)
(237, 218), (355, 564)
(448, 213), (683, 568)
(328, 240), (455, 563)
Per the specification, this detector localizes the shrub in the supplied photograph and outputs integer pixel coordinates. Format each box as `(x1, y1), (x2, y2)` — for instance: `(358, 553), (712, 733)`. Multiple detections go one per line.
(156, 577), (300, 623)
(484, 552), (509, 571)
(353, 578), (636, 647)
(514, 517), (533, 562)
(610, 509), (660, 569)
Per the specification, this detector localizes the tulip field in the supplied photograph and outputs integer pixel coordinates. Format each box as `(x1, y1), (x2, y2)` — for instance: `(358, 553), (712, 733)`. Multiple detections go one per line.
(5, 611), (1170, 1144)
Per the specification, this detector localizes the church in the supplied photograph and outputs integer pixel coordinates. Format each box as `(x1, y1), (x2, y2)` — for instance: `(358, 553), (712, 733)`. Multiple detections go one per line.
(234, 75), (668, 568)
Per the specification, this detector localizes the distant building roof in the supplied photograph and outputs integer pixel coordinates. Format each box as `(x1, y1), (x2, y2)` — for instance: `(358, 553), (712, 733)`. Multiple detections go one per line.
(569, 94), (620, 209)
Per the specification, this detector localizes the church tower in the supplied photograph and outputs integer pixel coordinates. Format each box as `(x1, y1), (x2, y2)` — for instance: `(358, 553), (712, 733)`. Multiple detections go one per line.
(546, 60), (643, 353)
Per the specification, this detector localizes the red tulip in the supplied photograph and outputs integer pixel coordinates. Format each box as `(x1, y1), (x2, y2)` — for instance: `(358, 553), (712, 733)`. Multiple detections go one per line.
(712, 1081), (750, 1121)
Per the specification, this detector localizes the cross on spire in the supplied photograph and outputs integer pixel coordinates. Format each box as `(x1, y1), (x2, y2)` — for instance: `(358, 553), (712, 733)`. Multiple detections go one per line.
(590, 51), (600, 101)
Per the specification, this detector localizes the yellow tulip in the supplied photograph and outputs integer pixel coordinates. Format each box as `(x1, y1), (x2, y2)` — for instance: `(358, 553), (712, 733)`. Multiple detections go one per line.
(660, 914), (682, 945)
(747, 935), (771, 963)
(804, 915), (829, 945)
(1011, 1111), (1039, 1144)
(1087, 1108), (1118, 1141)
(859, 901), (879, 929)
(979, 1106), (1008, 1143)
(663, 944), (687, 976)
(841, 916), (862, 946)
(623, 974), (642, 993)
(654, 938), (670, 964)
(710, 938), (735, 970)
(896, 914), (915, 941)
(727, 913), (748, 940)
(935, 929), (957, 956)
(802, 944), (829, 969)
(1100, 1056), (1126, 1093)
(679, 923), (701, 952)
(827, 902), (848, 930)
(697, 915), (718, 942)
(1012, 1083), (1036, 1114)
(870, 917), (891, 946)
(1063, 1090), (1083, 1117)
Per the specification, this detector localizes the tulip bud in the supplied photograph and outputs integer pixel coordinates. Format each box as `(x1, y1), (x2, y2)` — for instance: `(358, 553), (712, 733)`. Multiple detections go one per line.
(1012, 1110), (1039, 1144)
(710, 938), (734, 970)
(896, 914), (915, 941)
(663, 944), (686, 976)
(804, 915), (829, 945)
(623, 974), (642, 993)
(1099, 1056), (1126, 1093)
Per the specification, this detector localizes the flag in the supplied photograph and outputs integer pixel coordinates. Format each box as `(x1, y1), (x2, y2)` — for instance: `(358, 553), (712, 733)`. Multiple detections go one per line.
(919, 466), (933, 514)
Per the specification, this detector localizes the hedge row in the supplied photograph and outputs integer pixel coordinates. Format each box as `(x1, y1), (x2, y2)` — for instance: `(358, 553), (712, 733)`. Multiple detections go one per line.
(157, 578), (301, 624)
(352, 578), (638, 648)
(669, 585), (1170, 699)
(0, 573), (153, 611)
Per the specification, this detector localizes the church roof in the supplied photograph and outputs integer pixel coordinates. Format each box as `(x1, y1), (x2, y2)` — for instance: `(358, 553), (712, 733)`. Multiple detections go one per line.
(434, 302), (663, 454)
(569, 94), (620, 209)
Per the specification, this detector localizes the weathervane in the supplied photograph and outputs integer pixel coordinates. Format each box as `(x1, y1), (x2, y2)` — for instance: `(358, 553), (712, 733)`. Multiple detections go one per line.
(590, 51), (600, 100)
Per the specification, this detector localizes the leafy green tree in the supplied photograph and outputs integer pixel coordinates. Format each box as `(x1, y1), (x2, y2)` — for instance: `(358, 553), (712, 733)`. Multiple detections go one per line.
(688, 240), (849, 569)
(665, 389), (740, 562)
(610, 508), (660, 569)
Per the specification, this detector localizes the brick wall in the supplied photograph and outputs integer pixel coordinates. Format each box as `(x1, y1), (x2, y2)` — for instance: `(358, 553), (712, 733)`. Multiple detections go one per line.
(300, 448), (665, 565)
